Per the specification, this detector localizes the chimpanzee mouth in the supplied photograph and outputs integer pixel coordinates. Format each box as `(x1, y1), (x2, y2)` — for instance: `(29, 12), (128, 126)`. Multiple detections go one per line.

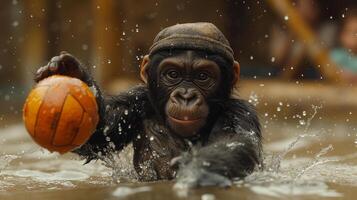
(168, 115), (203, 124)
(166, 105), (208, 123)
(167, 114), (206, 137)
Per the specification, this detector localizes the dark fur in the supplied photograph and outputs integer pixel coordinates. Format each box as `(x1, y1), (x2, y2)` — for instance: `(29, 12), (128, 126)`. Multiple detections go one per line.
(73, 52), (262, 184)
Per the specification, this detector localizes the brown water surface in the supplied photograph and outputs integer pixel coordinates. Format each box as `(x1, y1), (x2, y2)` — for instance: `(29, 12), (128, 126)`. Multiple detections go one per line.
(0, 115), (356, 200)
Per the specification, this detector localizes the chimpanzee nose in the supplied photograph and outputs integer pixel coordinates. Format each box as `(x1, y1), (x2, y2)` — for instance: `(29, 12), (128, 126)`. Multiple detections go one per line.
(171, 88), (201, 106)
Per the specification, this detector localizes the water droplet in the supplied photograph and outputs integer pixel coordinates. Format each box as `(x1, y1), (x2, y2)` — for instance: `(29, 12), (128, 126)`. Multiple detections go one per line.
(4, 95), (10, 101)
(118, 126), (122, 132)
(201, 193), (215, 200)
(82, 44), (88, 51)
(12, 21), (19, 27)
(103, 126), (110, 134)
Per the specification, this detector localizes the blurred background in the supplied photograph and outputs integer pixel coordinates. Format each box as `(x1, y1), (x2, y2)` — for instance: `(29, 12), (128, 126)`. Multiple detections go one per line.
(0, 0), (356, 127)
(1, 1), (357, 198)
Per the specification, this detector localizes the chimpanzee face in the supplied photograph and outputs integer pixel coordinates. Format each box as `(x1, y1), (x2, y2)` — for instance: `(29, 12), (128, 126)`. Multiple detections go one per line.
(156, 51), (221, 137)
(141, 50), (239, 138)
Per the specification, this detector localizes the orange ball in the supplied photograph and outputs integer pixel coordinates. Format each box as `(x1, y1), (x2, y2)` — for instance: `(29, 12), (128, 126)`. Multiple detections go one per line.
(23, 75), (99, 154)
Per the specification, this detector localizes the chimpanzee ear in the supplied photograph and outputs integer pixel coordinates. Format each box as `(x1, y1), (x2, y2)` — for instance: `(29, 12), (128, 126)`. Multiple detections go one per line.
(140, 55), (150, 84)
(232, 61), (240, 86)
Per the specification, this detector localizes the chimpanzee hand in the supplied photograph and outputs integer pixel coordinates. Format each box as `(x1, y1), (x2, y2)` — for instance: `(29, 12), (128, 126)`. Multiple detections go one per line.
(174, 164), (232, 189)
(172, 154), (232, 188)
(34, 51), (91, 85)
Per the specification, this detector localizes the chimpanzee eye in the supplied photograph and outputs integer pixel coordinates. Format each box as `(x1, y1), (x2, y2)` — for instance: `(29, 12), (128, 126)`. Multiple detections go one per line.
(197, 72), (209, 81)
(166, 70), (179, 79)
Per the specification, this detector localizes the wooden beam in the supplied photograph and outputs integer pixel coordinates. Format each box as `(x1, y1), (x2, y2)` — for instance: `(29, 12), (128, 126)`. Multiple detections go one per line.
(267, 0), (343, 83)
(21, 0), (48, 88)
(92, 0), (122, 87)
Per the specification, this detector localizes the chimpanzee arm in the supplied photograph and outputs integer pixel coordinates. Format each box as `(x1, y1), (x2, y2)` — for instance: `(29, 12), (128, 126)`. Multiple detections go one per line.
(73, 85), (151, 163)
(33, 53), (150, 162)
(175, 99), (262, 188)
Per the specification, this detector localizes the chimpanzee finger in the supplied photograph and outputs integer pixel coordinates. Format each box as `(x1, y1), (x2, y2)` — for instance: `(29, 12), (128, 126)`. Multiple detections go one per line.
(34, 66), (50, 82)
(36, 66), (45, 75)
(50, 55), (61, 63)
(34, 52), (86, 83)
(59, 53), (80, 71)
(47, 56), (61, 73)
(58, 53), (84, 79)
(48, 61), (58, 72)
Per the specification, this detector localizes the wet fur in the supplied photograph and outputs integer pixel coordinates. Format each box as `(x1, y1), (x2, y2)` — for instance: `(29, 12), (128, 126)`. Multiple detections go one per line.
(72, 50), (262, 186)
(74, 84), (262, 184)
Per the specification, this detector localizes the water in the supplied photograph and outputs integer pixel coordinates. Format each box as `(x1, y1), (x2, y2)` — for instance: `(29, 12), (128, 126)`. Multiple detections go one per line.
(0, 116), (357, 199)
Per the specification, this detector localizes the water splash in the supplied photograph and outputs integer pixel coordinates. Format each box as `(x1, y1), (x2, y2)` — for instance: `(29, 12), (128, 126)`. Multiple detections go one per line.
(242, 105), (344, 197)
(294, 145), (337, 180)
(0, 155), (18, 172)
(243, 143), (341, 197)
(112, 186), (151, 198)
(248, 92), (259, 106)
(249, 181), (342, 197)
(302, 105), (321, 133)
(99, 144), (138, 184)
(268, 105), (322, 172)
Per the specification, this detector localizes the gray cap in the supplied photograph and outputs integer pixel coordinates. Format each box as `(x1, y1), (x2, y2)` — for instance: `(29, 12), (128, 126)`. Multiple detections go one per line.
(149, 22), (234, 63)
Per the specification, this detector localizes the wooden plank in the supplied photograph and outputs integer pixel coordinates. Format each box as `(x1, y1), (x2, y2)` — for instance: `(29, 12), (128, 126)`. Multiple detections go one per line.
(266, 0), (343, 83)
(92, 0), (123, 86)
(21, 0), (48, 88)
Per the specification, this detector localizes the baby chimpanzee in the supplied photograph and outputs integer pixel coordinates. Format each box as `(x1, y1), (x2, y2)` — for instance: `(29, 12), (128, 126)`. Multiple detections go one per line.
(34, 22), (262, 187)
